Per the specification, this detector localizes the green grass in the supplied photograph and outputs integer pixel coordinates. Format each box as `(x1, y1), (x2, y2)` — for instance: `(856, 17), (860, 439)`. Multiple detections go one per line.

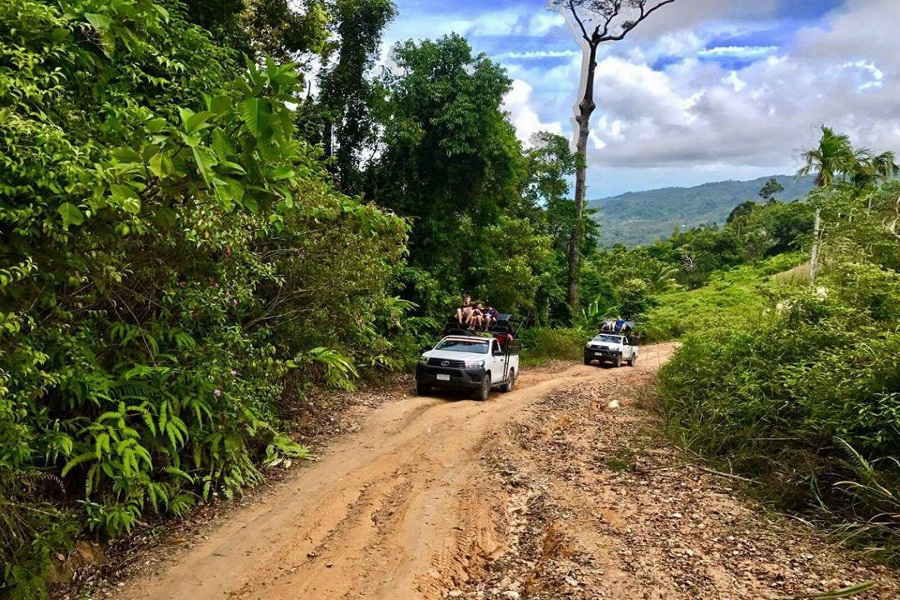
(641, 253), (807, 341)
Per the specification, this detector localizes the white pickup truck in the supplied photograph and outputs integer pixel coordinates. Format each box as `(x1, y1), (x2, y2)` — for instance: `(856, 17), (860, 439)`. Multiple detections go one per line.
(583, 332), (638, 367)
(415, 335), (519, 401)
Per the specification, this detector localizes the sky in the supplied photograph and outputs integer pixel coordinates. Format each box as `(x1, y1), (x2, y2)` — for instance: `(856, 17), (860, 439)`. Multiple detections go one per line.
(381, 0), (900, 198)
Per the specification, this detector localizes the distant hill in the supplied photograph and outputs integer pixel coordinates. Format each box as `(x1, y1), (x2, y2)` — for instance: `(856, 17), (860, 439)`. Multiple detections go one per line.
(590, 175), (815, 247)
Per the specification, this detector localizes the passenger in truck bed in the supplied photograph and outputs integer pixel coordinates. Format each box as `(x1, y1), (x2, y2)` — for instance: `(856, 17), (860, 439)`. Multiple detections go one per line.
(482, 304), (498, 329)
(469, 302), (485, 329)
(455, 295), (473, 325)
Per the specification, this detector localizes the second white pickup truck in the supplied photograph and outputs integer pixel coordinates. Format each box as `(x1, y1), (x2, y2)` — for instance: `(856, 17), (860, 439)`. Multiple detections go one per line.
(583, 332), (638, 367)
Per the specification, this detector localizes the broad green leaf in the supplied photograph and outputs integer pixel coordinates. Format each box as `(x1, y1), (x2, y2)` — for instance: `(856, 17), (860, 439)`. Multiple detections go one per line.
(207, 95), (231, 115)
(58, 202), (85, 228)
(242, 195), (259, 213)
(269, 166), (294, 181)
(152, 205), (177, 229)
(191, 145), (218, 183)
(212, 178), (244, 209)
(149, 151), (173, 179)
(110, 184), (141, 214)
(185, 111), (216, 134)
(84, 13), (112, 30)
(179, 131), (201, 147)
(111, 147), (141, 163)
(211, 128), (236, 161)
(240, 98), (272, 139)
(145, 118), (168, 133)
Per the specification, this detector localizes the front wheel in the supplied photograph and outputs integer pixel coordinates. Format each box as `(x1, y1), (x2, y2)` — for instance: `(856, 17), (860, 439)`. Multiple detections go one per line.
(614, 354), (622, 368)
(628, 353), (637, 367)
(416, 382), (430, 396)
(583, 355), (592, 365)
(474, 373), (491, 401)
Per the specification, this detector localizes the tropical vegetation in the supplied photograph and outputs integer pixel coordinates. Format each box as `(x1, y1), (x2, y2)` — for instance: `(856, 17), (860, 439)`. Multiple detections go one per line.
(1, 0), (898, 595)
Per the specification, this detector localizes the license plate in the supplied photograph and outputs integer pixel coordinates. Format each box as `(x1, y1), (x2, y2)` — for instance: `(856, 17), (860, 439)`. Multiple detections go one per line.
(437, 374), (450, 381)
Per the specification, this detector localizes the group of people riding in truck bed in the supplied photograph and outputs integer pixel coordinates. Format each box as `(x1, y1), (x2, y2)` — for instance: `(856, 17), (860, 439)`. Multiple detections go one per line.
(454, 295), (499, 331)
(600, 318), (633, 333)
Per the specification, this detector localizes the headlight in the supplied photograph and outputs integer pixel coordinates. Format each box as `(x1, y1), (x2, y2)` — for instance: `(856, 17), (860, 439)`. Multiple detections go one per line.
(464, 360), (485, 369)
(418, 355), (429, 365)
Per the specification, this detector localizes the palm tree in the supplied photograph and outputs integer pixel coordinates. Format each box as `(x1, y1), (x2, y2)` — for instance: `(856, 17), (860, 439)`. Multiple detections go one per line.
(797, 126), (858, 287)
(797, 127), (898, 285)
(797, 126), (858, 188)
(853, 150), (899, 210)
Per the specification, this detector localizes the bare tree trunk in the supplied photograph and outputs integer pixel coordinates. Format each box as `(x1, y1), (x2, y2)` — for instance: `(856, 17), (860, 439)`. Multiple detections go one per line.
(809, 208), (821, 287)
(323, 118), (334, 160)
(567, 41), (598, 313)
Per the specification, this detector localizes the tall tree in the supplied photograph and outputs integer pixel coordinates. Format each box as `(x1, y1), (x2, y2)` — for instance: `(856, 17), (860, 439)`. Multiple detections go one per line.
(797, 126), (858, 188)
(853, 150), (898, 210)
(758, 177), (784, 203)
(797, 126), (859, 286)
(319, 0), (397, 195)
(522, 132), (587, 321)
(548, 0), (676, 313)
(368, 35), (527, 312)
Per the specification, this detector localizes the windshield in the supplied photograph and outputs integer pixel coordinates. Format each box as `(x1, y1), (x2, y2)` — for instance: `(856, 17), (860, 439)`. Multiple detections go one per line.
(434, 339), (490, 354)
(592, 334), (623, 344)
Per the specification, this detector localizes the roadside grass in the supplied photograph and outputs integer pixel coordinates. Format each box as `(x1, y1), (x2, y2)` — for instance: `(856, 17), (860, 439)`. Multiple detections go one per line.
(518, 327), (590, 367)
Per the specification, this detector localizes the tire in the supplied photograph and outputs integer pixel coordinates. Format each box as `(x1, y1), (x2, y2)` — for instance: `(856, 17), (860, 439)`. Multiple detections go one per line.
(474, 373), (491, 401)
(583, 355), (592, 365)
(614, 354), (622, 368)
(416, 382), (430, 396)
(500, 369), (515, 392)
(628, 353), (637, 367)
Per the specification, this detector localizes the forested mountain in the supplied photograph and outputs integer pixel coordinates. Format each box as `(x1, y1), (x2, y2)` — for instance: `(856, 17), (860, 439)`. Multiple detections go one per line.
(590, 175), (816, 246)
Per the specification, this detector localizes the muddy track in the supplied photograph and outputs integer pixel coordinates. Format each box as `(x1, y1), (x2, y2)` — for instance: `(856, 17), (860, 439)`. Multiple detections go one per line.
(111, 344), (900, 600)
(113, 346), (675, 600)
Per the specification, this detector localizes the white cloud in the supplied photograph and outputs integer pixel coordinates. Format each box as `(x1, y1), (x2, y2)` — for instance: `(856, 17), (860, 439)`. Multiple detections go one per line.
(503, 80), (564, 144)
(528, 11), (567, 36)
(722, 71), (746, 92)
(555, 0), (900, 191)
(493, 49), (580, 61)
(698, 45), (779, 60)
(385, 0), (900, 195)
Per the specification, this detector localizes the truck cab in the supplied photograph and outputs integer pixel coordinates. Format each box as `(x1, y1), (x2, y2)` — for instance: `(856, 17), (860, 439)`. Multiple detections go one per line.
(583, 332), (638, 367)
(415, 335), (519, 401)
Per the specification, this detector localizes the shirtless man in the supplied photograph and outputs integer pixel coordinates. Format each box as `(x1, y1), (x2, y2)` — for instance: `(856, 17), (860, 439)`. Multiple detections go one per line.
(455, 295), (473, 324)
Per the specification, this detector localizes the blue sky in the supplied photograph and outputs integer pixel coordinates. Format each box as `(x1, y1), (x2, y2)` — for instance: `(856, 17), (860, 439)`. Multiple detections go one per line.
(381, 0), (900, 197)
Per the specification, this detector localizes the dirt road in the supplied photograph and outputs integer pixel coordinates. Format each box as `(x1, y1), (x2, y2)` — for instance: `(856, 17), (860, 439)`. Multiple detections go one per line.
(109, 344), (899, 600)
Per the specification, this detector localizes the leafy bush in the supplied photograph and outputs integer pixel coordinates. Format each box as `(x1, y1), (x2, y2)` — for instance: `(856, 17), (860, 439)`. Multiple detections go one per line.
(657, 266), (900, 562)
